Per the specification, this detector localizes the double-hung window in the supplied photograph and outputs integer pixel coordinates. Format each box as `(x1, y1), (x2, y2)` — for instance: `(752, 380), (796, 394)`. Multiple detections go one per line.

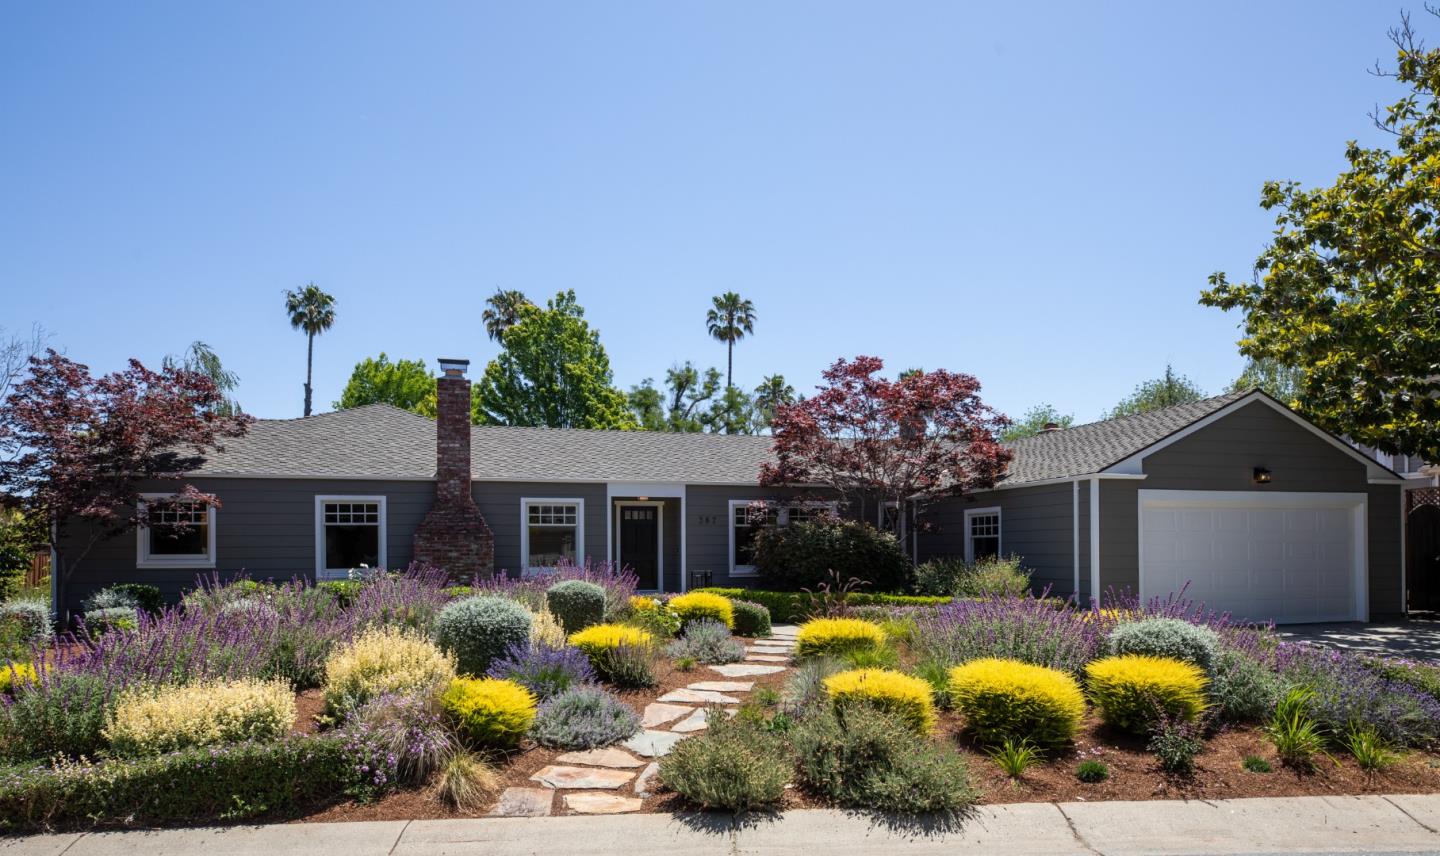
(728, 500), (837, 577)
(964, 507), (1002, 562)
(315, 496), (386, 580)
(136, 494), (216, 568)
(522, 499), (584, 572)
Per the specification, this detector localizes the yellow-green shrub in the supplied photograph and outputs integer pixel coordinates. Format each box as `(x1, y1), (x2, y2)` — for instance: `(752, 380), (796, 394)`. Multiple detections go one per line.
(1085, 654), (1209, 733)
(104, 678), (296, 756)
(948, 658), (1086, 748)
(568, 623), (655, 655)
(323, 625), (456, 715)
(629, 595), (660, 612)
(0, 662), (37, 694)
(441, 676), (537, 750)
(531, 608), (568, 650)
(668, 592), (734, 629)
(824, 668), (937, 733)
(796, 618), (886, 659)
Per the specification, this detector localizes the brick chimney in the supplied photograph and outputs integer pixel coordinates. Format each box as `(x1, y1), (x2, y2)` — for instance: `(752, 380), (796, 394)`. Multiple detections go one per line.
(413, 358), (494, 577)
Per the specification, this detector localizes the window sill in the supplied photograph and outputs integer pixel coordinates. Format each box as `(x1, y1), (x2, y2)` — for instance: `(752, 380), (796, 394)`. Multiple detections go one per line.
(729, 568), (758, 578)
(136, 558), (216, 570)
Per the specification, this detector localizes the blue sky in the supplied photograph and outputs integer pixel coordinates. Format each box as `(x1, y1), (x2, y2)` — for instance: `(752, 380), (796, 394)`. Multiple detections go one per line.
(0, 2), (1409, 423)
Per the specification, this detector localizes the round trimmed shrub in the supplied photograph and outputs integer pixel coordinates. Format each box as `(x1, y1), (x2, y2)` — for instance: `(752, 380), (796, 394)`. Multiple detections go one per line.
(434, 596), (533, 676)
(81, 607), (138, 636)
(531, 685), (641, 749)
(441, 676), (537, 750)
(0, 599), (52, 644)
(546, 580), (606, 634)
(83, 583), (165, 616)
(796, 618), (886, 659)
(104, 677), (296, 756)
(1085, 654), (1209, 733)
(1107, 618), (1220, 674)
(730, 600), (772, 638)
(322, 625), (457, 716)
(824, 667), (937, 733)
(668, 592), (734, 629)
(947, 658), (1086, 748)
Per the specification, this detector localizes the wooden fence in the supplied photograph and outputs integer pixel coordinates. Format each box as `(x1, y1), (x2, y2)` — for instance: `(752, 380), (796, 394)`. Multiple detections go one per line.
(26, 549), (49, 587)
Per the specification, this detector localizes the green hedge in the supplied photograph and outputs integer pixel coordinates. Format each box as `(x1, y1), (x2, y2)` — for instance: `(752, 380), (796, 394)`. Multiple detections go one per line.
(693, 588), (952, 623)
(0, 735), (352, 830)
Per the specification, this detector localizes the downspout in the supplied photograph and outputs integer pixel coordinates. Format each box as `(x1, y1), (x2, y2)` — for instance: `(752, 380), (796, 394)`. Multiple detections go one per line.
(1089, 478), (1101, 607)
(1072, 479), (1080, 600)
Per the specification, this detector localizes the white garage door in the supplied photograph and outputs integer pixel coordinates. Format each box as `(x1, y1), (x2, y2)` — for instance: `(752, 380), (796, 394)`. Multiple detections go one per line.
(1138, 490), (1366, 624)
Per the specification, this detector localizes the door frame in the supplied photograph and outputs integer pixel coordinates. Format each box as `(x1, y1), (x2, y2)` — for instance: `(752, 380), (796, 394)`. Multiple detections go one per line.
(1136, 489), (1369, 623)
(615, 500), (665, 593)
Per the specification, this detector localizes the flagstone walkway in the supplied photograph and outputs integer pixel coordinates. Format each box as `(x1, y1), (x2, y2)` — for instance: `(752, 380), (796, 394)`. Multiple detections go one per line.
(491, 624), (799, 818)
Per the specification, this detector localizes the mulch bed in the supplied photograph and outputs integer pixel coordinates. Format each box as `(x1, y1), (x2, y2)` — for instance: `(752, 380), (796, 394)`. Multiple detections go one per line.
(299, 639), (1440, 823)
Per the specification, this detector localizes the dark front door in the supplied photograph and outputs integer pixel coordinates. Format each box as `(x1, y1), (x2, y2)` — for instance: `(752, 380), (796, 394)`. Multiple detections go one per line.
(620, 505), (660, 591)
(1409, 504), (1440, 612)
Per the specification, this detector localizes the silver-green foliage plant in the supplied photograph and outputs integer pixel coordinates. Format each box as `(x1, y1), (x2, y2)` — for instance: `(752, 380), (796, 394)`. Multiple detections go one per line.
(659, 712), (790, 812)
(1107, 618), (1220, 674)
(545, 580), (606, 635)
(664, 619), (745, 665)
(1210, 649), (1282, 723)
(433, 596), (532, 676)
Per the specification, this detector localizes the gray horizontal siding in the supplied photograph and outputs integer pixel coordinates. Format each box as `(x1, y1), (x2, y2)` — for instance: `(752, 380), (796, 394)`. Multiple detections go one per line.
(684, 484), (818, 589)
(919, 482), (1080, 599)
(470, 482), (608, 576)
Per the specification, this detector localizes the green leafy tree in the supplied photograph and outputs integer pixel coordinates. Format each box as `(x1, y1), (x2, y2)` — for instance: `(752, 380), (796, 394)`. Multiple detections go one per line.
(335, 353), (436, 416)
(1103, 365), (1205, 420)
(705, 292), (757, 389)
(283, 283), (336, 417)
(629, 362), (722, 432)
(1229, 357), (1305, 405)
(474, 290), (636, 429)
(1000, 403), (1074, 441)
(164, 341), (242, 417)
(753, 374), (796, 430)
(1201, 12), (1440, 457)
(707, 385), (757, 435)
(482, 289), (533, 342)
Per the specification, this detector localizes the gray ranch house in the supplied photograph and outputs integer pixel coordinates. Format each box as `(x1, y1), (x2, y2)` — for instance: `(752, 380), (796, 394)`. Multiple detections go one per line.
(56, 363), (1409, 624)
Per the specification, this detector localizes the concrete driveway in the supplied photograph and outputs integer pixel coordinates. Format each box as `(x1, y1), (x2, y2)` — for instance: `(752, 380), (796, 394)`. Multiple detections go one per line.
(1274, 617), (1440, 662)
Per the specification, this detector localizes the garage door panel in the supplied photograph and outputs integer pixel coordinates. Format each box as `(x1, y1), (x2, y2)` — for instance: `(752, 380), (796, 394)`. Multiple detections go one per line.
(1140, 492), (1361, 624)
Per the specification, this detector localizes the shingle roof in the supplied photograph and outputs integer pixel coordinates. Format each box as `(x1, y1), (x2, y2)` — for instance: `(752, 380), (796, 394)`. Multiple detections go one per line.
(192, 404), (777, 484)
(191, 391), (1263, 487)
(997, 389), (1255, 486)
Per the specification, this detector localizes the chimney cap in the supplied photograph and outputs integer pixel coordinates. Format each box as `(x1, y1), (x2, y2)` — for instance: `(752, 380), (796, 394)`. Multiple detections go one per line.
(438, 358), (470, 377)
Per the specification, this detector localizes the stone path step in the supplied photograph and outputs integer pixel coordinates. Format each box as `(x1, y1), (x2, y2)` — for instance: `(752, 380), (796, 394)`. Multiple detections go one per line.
(639, 702), (692, 728)
(671, 708), (710, 733)
(563, 793), (642, 814)
(530, 765), (635, 789)
(708, 663), (785, 677)
(553, 748), (645, 768)
(685, 680), (753, 692)
(489, 787), (553, 817)
(744, 654), (788, 663)
(621, 729), (686, 758)
(656, 688), (741, 704)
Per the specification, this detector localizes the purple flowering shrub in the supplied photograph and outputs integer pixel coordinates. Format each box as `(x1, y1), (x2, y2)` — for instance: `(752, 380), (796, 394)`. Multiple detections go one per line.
(531, 685), (640, 749)
(338, 692), (457, 798)
(912, 595), (1105, 675)
(473, 560), (637, 622)
(486, 642), (596, 700)
(1274, 643), (1440, 748)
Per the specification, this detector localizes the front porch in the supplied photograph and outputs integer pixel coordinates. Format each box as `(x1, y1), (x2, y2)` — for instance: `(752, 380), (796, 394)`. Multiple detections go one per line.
(605, 483), (686, 594)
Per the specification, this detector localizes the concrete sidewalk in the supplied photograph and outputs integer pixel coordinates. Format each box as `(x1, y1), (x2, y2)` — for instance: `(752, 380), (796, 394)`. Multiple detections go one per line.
(4, 794), (1440, 855)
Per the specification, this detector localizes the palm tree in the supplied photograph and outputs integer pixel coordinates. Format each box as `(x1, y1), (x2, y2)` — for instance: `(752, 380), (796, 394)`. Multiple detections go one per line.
(482, 289), (533, 342)
(705, 292), (757, 389)
(284, 283), (337, 417)
(753, 373), (795, 429)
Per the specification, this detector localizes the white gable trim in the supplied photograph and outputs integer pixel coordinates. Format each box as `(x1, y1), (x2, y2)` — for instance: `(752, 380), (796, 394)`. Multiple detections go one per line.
(1102, 391), (1403, 483)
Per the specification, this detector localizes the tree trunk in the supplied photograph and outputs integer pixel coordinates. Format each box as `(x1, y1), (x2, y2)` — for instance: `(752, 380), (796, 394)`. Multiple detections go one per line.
(726, 341), (733, 390)
(304, 332), (314, 417)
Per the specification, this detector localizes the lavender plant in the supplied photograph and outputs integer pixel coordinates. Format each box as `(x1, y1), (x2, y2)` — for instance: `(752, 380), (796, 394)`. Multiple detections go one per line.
(472, 560), (637, 622)
(1274, 643), (1440, 748)
(485, 642), (596, 700)
(665, 619), (746, 665)
(912, 594), (1105, 675)
(531, 685), (640, 749)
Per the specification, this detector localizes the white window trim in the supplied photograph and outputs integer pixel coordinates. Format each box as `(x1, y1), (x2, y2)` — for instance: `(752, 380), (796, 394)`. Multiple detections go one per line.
(963, 506), (1002, 563)
(727, 499), (839, 578)
(136, 493), (217, 569)
(314, 495), (387, 581)
(520, 497), (586, 573)
(615, 500), (665, 593)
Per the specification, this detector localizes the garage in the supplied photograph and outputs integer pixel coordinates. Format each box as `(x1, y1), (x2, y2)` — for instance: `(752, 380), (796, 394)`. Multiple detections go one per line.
(1138, 489), (1367, 624)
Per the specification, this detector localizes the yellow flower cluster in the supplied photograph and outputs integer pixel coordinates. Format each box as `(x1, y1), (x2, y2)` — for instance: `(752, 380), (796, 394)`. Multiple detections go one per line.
(948, 658), (1086, 748)
(568, 623), (655, 655)
(824, 667), (937, 733)
(1084, 654), (1209, 733)
(441, 676), (537, 750)
(104, 677), (296, 755)
(323, 625), (457, 714)
(629, 595), (660, 612)
(668, 592), (734, 628)
(795, 618), (887, 658)
(0, 662), (37, 694)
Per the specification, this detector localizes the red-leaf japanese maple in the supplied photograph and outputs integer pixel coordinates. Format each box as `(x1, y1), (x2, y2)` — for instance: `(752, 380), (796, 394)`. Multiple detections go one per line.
(760, 356), (1013, 528)
(0, 351), (251, 612)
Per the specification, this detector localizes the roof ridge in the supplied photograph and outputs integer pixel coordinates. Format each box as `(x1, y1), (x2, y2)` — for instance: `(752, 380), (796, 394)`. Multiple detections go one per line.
(246, 402), (432, 425)
(1014, 388), (1251, 443)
